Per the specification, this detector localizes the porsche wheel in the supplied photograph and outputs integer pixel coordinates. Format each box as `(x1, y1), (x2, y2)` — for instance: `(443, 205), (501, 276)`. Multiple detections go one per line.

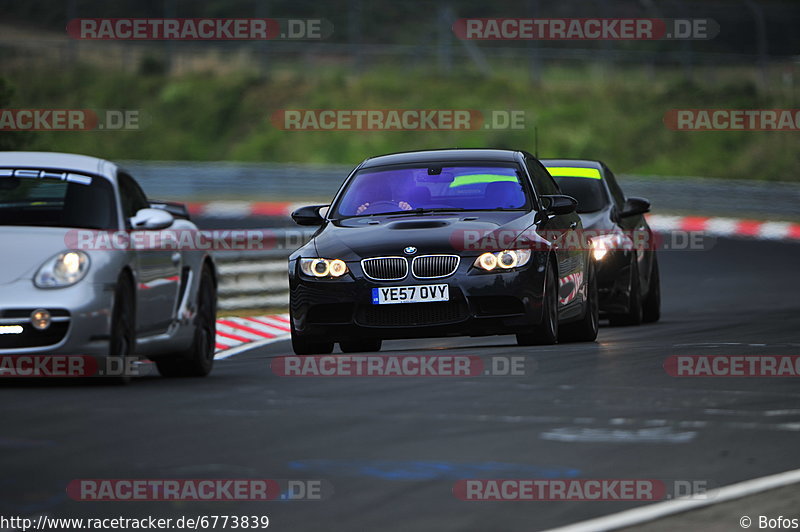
(156, 265), (216, 377)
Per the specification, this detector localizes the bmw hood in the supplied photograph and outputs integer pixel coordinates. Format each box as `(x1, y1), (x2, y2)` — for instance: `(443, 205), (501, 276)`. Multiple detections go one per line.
(311, 211), (542, 259)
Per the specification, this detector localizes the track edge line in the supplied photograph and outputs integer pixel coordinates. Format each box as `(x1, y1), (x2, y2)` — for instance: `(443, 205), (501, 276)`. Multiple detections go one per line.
(543, 467), (800, 532)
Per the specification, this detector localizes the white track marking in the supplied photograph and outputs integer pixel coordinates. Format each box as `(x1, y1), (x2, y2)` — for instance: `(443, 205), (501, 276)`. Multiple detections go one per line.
(544, 467), (800, 532)
(540, 427), (697, 444)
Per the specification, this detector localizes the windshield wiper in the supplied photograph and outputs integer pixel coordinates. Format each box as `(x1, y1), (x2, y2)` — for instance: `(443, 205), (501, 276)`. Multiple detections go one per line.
(335, 207), (469, 220)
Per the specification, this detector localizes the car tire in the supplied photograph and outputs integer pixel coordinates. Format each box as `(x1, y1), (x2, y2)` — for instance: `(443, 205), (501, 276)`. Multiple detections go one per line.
(340, 339), (382, 353)
(609, 256), (643, 326)
(559, 260), (599, 343)
(642, 255), (661, 323)
(107, 273), (136, 384)
(155, 265), (217, 378)
(517, 263), (558, 346)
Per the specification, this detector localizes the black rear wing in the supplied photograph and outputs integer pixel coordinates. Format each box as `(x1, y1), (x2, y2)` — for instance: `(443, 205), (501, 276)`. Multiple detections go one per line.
(150, 200), (191, 221)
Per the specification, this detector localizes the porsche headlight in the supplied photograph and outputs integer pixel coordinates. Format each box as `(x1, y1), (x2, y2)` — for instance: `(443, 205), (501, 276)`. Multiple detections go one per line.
(589, 233), (633, 261)
(300, 258), (349, 278)
(34, 251), (90, 288)
(473, 249), (532, 271)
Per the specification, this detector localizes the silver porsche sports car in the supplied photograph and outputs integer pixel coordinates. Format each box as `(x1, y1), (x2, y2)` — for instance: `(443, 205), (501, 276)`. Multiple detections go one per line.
(0, 152), (217, 378)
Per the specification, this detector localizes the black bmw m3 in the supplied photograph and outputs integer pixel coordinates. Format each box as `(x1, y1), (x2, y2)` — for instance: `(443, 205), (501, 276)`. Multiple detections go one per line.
(542, 159), (660, 326)
(288, 149), (599, 355)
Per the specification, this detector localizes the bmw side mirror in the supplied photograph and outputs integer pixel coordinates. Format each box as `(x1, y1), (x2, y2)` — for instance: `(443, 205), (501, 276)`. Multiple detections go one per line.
(130, 207), (174, 230)
(291, 205), (328, 226)
(541, 195), (578, 216)
(621, 197), (650, 218)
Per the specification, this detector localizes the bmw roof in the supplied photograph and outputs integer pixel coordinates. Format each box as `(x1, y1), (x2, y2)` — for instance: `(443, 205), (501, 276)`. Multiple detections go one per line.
(361, 149), (523, 169)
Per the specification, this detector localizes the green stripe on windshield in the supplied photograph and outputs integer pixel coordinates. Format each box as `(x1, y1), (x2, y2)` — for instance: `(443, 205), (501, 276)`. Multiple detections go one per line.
(545, 167), (602, 179)
(449, 174), (518, 188)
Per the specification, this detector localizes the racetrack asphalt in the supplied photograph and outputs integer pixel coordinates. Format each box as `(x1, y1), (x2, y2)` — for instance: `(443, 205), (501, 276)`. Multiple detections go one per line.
(1, 237), (799, 531)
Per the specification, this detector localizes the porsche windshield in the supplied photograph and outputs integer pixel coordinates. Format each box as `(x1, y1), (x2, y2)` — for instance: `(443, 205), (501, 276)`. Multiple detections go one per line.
(334, 164), (529, 217)
(0, 171), (117, 229)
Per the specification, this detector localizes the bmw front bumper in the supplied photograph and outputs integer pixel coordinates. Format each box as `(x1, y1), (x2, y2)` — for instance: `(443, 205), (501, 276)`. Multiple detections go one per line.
(289, 254), (549, 342)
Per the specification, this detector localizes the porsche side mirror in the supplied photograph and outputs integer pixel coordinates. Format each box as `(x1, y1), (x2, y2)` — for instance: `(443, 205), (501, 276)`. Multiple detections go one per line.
(130, 207), (174, 230)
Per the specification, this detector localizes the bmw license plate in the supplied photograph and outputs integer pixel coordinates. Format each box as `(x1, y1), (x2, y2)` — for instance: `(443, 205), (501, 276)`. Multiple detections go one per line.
(372, 284), (449, 305)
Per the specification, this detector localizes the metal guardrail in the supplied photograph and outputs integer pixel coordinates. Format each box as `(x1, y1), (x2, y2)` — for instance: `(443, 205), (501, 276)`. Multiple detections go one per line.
(213, 230), (316, 310)
(125, 161), (352, 199)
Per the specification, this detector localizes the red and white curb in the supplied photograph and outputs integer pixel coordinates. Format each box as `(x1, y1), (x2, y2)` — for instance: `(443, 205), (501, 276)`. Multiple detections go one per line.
(646, 215), (800, 241)
(214, 314), (290, 359)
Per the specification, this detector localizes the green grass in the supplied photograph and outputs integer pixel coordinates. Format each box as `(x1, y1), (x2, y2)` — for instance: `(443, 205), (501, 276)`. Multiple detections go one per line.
(3, 63), (799, 181)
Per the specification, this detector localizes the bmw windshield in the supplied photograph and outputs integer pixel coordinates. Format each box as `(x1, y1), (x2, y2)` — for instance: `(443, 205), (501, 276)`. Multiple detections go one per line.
(332, 164), (531, 218)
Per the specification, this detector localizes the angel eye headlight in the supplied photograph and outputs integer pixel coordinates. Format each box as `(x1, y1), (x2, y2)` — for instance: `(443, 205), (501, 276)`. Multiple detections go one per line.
(311, 259), (330, 277)
(474, 249), (531, 271)
(476, 252), (497, 271)
(498, 251), (518, 269)
(300, 258), (349, 278)
(329, 259), (347, 277)
(34, 251), (90, 288)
